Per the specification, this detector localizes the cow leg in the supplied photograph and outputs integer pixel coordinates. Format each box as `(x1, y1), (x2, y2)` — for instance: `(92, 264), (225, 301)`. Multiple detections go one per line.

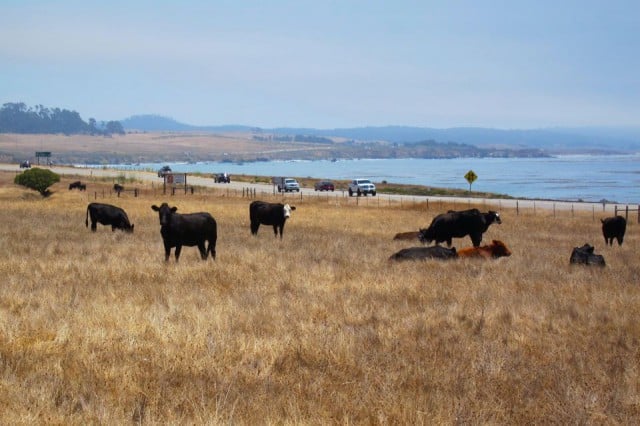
(162, 243), (172, 262)
(174, 245), (182, 262)
(91, 221), (97, 232)
(617, 236), (623, 246)
(208, 240), (216, 260)
(250, 222), (260, 235)
(198, 242), (207, 260)
(272, 225), (279, 237)
(471, 234), (481, 247)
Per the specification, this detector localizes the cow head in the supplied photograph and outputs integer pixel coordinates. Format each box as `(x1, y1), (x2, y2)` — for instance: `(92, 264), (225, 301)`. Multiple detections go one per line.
(283, 204), (296, 218)
(151, 203), (178, 226)
(488, 211), (502, 224)
(418, 228), (433, 244)
(488, 240), (511, 258)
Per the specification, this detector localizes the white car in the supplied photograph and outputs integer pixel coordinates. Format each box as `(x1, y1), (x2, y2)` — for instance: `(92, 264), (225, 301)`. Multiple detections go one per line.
(348, 179), (376, 196)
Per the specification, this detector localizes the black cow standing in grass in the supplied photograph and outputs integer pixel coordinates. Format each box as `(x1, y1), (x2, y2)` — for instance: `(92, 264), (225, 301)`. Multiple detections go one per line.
(601, 216), (626, 246)
(249, 201), (296, 239)
(419, 208), (501, 247)
(69, 181), (86, 191)
(151, 203), (217, 262)
(86, 203), (134, 233)
(113, 183), (124, 194)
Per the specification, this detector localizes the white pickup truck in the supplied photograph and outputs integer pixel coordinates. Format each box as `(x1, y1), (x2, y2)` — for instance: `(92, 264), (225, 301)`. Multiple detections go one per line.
(272, 177), (301, 192)
(348, 179), (376, 196)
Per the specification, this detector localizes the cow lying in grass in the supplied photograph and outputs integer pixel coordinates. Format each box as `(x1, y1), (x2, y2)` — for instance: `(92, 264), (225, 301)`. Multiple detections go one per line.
(389, 246), (457, 261)
(457, 240), (512, 259)
(393, 231), (420, 241)
(570, 244), (605, 267)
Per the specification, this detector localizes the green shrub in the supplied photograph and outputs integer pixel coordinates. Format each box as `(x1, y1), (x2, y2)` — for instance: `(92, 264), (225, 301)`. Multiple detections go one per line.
(14, 167), (60, 197)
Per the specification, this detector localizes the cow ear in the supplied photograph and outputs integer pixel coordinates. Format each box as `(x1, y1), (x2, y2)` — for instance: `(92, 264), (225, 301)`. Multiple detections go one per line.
(171, 207), (178, 213)
(151, 205), (159, 211)
(290, 206), (296, 210)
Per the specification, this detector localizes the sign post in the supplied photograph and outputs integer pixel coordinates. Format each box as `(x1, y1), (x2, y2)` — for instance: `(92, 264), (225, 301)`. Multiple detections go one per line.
(464, 170), (477, 192)
(35, 151), (52, 165)
(163, 173), (188, 195)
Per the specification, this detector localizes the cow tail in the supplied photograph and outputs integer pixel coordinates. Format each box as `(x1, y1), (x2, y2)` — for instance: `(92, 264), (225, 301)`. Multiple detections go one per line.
(85, 205), (89, 227)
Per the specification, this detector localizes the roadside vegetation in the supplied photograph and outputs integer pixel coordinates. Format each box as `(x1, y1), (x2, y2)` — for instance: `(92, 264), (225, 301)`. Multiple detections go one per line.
(0, 171), (638, 423)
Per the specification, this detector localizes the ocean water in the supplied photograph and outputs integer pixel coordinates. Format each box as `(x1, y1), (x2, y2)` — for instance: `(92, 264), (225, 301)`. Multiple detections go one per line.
(93, 155), (640, 204)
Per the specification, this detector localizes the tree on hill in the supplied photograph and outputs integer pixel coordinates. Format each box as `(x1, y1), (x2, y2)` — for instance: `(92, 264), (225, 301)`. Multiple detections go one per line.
(0, 102), (124, 136)
(14, 167), (60, 197)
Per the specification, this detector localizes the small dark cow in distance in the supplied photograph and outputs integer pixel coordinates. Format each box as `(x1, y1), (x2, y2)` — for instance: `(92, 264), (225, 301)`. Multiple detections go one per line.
(151, 203), (217, 262)
(457, 240), (512, 259)
(389, 246), (457, 261)
(419, 208), (501, 247)
(113, 183), (124, 194)
(69, 181), (86, 191)
(249, 201), (296, 239)
(601, 216), (626, 246)
(570, 243), (606, 267)
(86, 203), (134, 233)
(393, 231), (420, 241)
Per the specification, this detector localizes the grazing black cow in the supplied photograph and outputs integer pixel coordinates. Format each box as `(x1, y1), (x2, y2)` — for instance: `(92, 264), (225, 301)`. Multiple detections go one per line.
(419, 208), (501, 247)
(601, 216), (626, 246)
(86, 203), (134, 233)
(570, 243), (605, 266)
(389, 246), (457, 261)
(69, 181), (86, 191)
(151, 203), (217, 262)
(113, 183), (124, 193)
(249, 201), (296, 239)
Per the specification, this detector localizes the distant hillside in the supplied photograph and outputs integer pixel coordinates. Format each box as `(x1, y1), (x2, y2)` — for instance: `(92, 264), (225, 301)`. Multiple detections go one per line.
(119, 115), (640, 153)
(121, 115), (251, 133)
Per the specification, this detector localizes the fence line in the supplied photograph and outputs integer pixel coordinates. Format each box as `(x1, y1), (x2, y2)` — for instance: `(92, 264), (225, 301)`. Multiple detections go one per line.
(82, 179), (638, 222)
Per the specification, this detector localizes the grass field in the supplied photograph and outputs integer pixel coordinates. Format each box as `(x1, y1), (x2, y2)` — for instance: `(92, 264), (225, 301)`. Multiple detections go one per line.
(0, 171), (638, 424)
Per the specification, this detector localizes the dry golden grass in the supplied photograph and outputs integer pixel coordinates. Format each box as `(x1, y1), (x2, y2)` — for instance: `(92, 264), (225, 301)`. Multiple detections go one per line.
(0, 171), (638, 424)
(0, 132), (334, 164)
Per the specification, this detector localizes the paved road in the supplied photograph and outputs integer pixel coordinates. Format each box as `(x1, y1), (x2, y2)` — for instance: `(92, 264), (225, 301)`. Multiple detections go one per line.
(2, 163), (632, 214)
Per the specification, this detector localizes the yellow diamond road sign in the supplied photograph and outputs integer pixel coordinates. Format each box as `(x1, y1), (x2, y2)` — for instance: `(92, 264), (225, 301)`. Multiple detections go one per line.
(465, 170), (477, 185)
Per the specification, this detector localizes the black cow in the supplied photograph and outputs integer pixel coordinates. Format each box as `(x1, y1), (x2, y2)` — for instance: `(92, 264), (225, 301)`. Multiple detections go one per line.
(86, 203), (134, 233)
(113, 183), (124, 193)
(570, 244), (605, 266)
(389, 246), (457, 261)
(419, 209), (501, 247)
(69, 181), (86, 191)
(249, 201), (296, 239)
(151, 203), (217, 262)
(601, 216), (626, 246)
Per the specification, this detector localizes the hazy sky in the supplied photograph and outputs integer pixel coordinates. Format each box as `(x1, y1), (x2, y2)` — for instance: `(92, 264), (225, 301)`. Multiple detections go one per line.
(1, 0), (639, 128)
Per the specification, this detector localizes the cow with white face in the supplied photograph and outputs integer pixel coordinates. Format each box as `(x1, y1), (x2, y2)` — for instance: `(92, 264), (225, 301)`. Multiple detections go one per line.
(249, 201), (296, 239)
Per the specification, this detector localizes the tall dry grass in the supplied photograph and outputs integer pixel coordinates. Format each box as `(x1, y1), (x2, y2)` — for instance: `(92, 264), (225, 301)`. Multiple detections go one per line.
(0, 172), (638, 424)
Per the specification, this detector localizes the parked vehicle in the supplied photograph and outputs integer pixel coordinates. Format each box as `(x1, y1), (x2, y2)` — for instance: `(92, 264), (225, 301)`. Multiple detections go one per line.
(157, 165), (172, 177)
(272, 176), (300, 192)
(348, 179), (376, 196)
(314, 180), (335, 191)
(19, 160), (31, 168)
(213, 172), (231, 183)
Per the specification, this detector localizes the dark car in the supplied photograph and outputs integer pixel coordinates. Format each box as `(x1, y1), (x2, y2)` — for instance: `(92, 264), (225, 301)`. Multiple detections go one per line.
(19, 160), (31, 168)
(158, 165), (172, 177)
(314, 180), (335, 191)
(214, 172), (231, 183)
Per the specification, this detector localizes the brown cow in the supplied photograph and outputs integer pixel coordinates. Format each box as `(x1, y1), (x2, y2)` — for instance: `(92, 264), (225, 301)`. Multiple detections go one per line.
(457, 240), (511, 259)
(393, 231), (420, 241)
